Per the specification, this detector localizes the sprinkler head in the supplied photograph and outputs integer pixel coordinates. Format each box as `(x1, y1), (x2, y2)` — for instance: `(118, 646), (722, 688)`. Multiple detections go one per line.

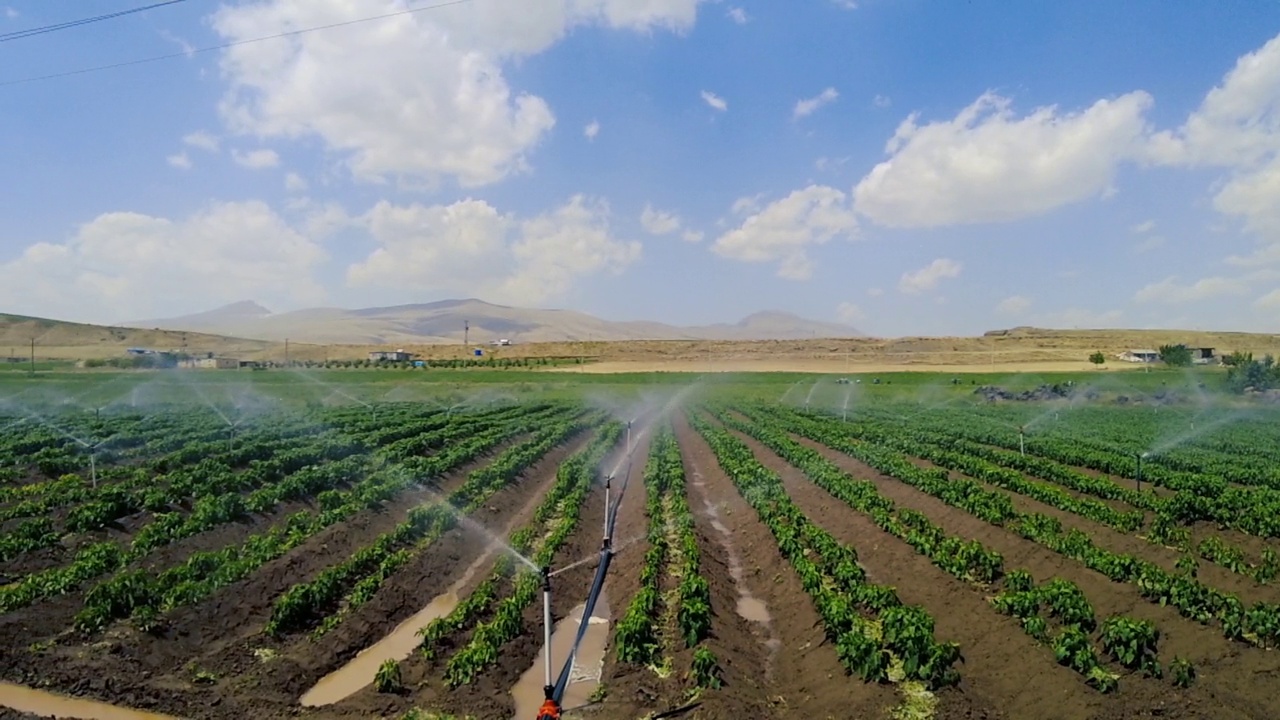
(541, 565), (552, 589)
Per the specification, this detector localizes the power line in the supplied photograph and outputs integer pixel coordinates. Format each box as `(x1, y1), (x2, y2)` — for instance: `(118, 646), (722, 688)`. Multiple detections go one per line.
(0, 1), (195, 43)
(0, 0), (472, 88)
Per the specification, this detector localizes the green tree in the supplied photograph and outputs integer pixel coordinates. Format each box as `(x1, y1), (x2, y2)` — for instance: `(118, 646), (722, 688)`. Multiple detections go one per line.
(1089, 351), (1106, 367)
(1158, 344), (1193, 367)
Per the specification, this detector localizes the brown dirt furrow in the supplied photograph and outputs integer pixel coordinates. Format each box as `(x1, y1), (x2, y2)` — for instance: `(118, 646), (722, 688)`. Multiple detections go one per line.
(932, 461), (1280, 607)
(798, 434), (1280, 720)
(673, 413), (897, 720)
(199, 432), (597, 719)
(0, 438), (540, 720)
(406, 437), (618, 720)
(729, 427), (1100, 720)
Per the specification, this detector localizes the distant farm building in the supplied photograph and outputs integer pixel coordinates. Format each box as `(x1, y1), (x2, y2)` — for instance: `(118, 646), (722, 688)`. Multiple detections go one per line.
(197, 357), (240, 369)
(1119, 349), (1160, 363)
(1191, 347), (1217, 364)
(369, 349), (414, 362)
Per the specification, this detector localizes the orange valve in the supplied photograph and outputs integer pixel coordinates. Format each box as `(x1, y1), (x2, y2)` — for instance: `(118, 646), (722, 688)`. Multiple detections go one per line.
(536, 697), (562, 720)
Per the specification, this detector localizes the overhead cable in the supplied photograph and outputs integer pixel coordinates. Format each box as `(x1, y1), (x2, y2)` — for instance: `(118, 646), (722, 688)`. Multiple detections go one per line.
(0, 0), (472, 88)
(0, 1), (194, 43)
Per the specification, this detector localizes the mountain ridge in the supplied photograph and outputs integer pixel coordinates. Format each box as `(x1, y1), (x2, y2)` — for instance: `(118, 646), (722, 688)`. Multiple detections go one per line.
(128, 298), (864, 345)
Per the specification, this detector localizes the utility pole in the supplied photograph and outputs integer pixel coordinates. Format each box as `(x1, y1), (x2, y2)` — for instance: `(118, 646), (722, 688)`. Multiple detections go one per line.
(464, 320), (469, 347)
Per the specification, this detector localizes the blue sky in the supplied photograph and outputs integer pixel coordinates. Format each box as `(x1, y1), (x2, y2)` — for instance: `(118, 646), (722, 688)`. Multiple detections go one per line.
(2, 0), (1279, 337)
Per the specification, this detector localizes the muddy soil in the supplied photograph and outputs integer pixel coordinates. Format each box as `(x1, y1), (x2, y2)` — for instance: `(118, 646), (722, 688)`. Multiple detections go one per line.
(797, 433), (1280, 719)
(669, 413), (898, 719)
(0, 438), (548, 720)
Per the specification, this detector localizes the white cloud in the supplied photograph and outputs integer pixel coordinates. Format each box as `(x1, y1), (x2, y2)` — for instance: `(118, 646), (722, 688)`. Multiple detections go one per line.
(212, 0), (706, 189)
(640, 204), (682, 235)
(167, 152), (192, 170)
(1133, 276), (1251, 304)
(873, 94), (891, 108)
(0, 202), (326, 323)
(1212, 157), (1280, 240)
(1256, 288), (1280, 310)
(1148, 34), (1280, 169)
(1227, 243), (1280, 267)
(347, 195), (640, 305)
(232, 148), (281, 169)
(853, 91), (1154, 228)
(1131, 219), (1155, 234)
(898, 258), (962, 294)
(793, 87), (839, 120)
(285, 172), (308, 192)
(996, 295), (1031, 314)
(584, 120), (601, 141)
(831, 0), (856, 8)
(4, 7), (18, 19)
(726, 7), (748, 23)
(712, 185), (858, 280)
(814, 156), (851, 172)
(701, 90), (728, 112)
(183, 131), (220, 153)
(836, 302), (864, 324)
(1134, 235), (1166, 253)
(681, 229), (704, 243)
(867, 287), (884, 297)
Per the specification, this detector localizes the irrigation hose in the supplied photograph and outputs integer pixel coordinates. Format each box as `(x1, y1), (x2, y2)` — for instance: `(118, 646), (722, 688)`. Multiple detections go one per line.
(551, 451), (633, 702)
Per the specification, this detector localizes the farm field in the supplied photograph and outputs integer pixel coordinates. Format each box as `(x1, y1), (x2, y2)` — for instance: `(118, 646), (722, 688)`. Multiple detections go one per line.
(1, 370), (1279, 719)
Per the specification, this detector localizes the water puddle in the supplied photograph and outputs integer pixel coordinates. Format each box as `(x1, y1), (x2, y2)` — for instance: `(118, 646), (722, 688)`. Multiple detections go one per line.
(0, 682), (179, 720)
(689, 467), (781, 667)
(510, 593), (612, 719)
(301, 527), (525, 705)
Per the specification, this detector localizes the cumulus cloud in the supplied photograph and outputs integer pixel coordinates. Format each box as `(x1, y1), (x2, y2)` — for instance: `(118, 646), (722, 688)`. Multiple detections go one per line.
(1134, 275), (1254, 304)
(285, 172), (308, 192)
(836, 302), (864, 324)
(681, 229), (704, 243)
(183, 131), (220, 153)
(1131, 219), (1155, 234)
(701, 90), (728, 111)
(640, 204), (682, 235)
(712, 185), (858, 280)
(232, 149), (281, 169)
(584, 120), (601, 141)
(167, 152), (192, 170)
(726, 7), (748, 23)
(853, 91), (1154, 227)
(898, 258), (962, 294)
(347, 195), (640, 305)
(1149, 33), (1280, 260)
(1256, 288), (1280, 310)
(211, 0), (707, 189)
(0, 202), (326, 323)
(794, 87), (839, 120)
(873, 94), (891, 108)
(996, 295), (1031, 314)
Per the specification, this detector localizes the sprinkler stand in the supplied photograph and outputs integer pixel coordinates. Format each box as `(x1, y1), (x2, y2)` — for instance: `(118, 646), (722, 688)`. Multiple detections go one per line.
(538, 567), (560, 720)
(603, 474), (612, 541)
(1019, 427), (1025, 456)
(1136, 453), (1144, 492)
(89, 453), (97, 490)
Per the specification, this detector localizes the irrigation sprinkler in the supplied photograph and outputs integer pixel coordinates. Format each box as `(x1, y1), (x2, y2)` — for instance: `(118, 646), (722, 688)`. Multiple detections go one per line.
(538, 566), (559, 720)
(626, 420), (632, 456)
(1019, 426), (1026, 456)
(602, 474), (612, 543)
(1136, 452), (1147, 492)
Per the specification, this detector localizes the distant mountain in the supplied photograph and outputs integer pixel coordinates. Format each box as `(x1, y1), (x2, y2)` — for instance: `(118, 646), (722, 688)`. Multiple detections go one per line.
(127, 298), (864, 345)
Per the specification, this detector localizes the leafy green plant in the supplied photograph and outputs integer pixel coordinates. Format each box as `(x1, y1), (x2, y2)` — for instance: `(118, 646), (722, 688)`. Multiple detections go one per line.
(375, 659), (403, 694)
(688, 647), (724, 689)
(1170, 657), (1196, 688)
